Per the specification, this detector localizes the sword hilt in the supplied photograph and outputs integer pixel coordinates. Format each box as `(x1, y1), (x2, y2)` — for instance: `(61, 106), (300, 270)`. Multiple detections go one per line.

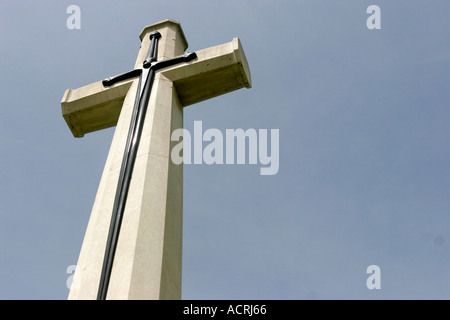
(143, 31), (161, 68)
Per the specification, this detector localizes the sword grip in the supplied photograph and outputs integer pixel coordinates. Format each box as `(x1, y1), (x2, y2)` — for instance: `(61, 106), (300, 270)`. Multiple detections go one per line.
(143, 31), (161, 68)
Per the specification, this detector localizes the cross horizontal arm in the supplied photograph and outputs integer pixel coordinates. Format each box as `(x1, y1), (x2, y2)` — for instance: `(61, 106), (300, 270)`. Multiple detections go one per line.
(61, 79), (134, 137)
(61, 37), (251, 138)
(160, 37), (251, 106)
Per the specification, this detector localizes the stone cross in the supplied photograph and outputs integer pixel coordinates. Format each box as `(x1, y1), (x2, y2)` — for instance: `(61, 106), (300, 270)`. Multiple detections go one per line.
(61, 19), (251, 300)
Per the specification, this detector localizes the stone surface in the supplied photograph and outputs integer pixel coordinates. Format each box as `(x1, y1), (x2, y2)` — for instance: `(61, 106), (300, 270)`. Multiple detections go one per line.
(162, 37), (251, 106)
(64, 19), (251, 300)
(61, 80), (133, 138)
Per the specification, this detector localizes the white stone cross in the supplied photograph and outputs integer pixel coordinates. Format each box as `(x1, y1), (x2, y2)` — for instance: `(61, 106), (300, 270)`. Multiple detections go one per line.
(61, 19), (251, 300)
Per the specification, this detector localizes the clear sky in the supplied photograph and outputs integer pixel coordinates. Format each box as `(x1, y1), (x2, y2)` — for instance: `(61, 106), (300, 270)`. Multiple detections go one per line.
(1, 0), (450, 300)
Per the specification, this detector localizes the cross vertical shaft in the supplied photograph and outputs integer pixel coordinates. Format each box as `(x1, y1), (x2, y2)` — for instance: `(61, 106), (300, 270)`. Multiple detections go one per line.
(62, 19), (251, 300)
(68, 21), (188, 299)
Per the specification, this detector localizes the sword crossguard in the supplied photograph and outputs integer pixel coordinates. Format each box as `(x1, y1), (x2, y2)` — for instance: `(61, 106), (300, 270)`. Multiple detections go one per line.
(102, 69), (142, 87)
(183, 51), (197, 62)
(150, 51), (197, 71)
(103, 32), (197, 87)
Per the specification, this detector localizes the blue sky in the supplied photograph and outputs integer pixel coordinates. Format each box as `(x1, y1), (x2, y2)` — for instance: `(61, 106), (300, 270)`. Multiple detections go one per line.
(1, 0), (450, 299)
